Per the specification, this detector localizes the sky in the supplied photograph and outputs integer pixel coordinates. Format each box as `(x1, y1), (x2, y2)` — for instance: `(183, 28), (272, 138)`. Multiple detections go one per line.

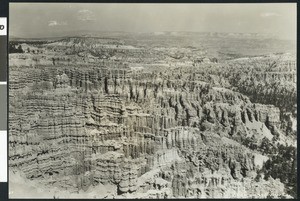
(9, 3), (296, 40)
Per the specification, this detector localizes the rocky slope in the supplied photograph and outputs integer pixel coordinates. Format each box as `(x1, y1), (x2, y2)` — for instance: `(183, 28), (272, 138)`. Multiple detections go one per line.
(9, 36), (296, 198)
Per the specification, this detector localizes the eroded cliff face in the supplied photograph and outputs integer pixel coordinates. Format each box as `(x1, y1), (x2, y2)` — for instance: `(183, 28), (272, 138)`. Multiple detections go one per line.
(9, 63), (290, 198)
(9, 37), (295, 198)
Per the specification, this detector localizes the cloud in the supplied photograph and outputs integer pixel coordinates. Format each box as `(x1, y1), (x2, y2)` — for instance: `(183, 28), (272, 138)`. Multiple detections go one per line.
(48, 20), (68, 26)
(260, 12), (282, 17)
(78, 9), (95, 21)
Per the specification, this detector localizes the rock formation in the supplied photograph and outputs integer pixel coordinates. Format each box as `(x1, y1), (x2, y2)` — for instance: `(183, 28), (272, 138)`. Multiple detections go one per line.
(9, 36), (296, 199)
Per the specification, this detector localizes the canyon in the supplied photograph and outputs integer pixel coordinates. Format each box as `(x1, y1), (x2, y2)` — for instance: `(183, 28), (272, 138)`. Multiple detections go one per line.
(9, 33), (296, 198)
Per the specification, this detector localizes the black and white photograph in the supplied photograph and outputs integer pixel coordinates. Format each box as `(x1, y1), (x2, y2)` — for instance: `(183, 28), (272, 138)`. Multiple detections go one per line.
(8, 3), (297, 199)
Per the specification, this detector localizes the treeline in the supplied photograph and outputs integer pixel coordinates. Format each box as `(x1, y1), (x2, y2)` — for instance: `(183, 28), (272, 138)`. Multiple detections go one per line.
(243, 135), (297, 198)
(9, 43), (24, 53)
(220, 59), (296, 116)
(257, 144), (297, 198)
(234, 77), (296, 115)
(10, 40), (51, 45)
(241, 135), (280, 155)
